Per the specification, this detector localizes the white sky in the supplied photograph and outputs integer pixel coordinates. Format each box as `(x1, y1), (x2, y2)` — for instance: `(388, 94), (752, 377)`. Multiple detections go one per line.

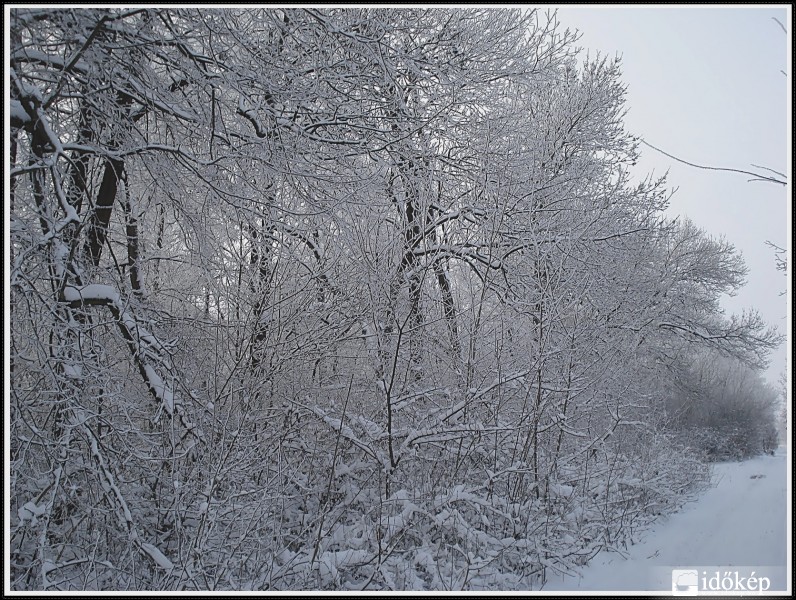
(551, 4), (791, 385)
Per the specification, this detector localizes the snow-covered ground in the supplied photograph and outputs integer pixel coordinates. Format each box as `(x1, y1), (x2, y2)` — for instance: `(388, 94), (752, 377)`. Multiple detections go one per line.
(542, 447), (789, 594)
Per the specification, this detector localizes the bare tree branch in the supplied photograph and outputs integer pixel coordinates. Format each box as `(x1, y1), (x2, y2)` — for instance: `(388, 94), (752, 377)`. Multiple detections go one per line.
(640, 139), (787, 186)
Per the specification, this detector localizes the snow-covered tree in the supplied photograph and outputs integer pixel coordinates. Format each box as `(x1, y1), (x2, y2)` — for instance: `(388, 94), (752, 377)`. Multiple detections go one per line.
(8, 7), (779, 591)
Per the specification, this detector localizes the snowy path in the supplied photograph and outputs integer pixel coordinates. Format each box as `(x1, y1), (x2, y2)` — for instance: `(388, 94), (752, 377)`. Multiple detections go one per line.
(542, 448), (789, 593)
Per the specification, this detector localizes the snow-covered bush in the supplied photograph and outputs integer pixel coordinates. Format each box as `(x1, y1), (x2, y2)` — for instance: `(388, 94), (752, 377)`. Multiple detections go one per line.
(664, 352), (781, 462)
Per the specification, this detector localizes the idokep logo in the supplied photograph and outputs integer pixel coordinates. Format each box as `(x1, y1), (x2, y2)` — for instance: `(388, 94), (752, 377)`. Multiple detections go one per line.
(671, 568), (773, 595)
(672, 569), (699, 595)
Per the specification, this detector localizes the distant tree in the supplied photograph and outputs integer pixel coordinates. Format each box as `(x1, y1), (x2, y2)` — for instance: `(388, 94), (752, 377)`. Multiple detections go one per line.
(664, 350), (781, 460)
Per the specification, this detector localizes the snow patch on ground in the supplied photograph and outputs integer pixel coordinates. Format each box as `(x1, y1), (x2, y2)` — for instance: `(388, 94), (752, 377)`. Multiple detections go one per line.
(542, 448), (789, 593)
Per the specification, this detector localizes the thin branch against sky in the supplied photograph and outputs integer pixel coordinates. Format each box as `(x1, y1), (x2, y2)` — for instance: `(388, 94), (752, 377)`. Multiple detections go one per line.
(639, 139), (787, 186)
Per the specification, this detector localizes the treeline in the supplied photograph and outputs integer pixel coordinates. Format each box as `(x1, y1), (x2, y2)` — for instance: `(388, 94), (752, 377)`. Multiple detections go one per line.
(9, 8), (781, 590)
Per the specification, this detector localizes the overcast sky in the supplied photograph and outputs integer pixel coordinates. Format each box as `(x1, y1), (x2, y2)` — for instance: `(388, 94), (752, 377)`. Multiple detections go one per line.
(552, 5), (791, 385)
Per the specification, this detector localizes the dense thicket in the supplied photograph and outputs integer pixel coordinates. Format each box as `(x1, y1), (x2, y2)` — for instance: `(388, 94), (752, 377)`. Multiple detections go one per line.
(8, 8), (781, 590)
(663, 352), (780, 461)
